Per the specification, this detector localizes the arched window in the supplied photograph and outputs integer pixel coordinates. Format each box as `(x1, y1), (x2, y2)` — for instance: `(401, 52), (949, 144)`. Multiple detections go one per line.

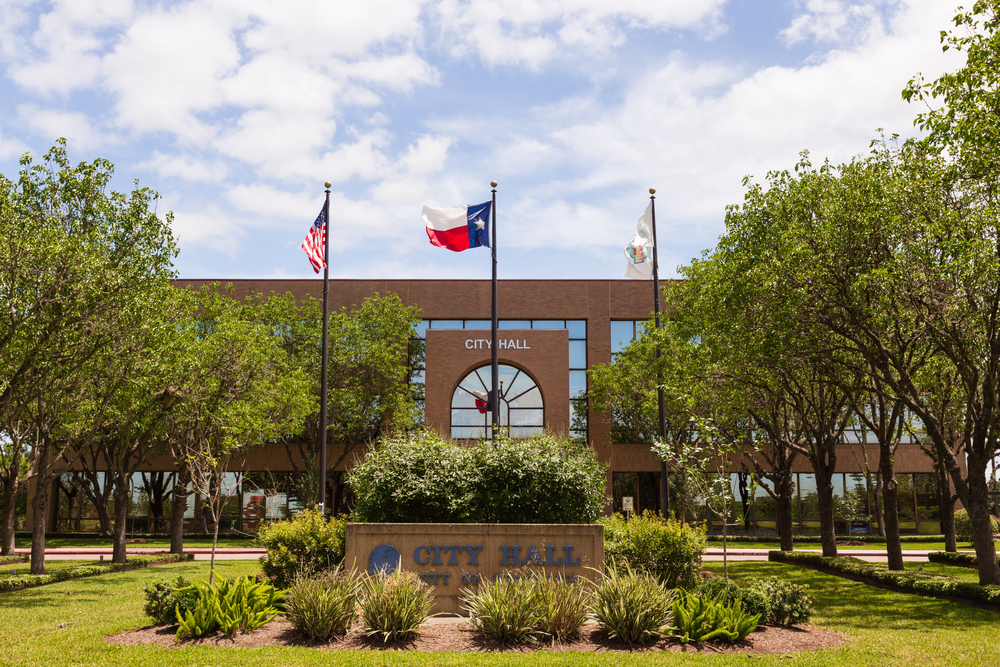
(451, 364), (544, 439)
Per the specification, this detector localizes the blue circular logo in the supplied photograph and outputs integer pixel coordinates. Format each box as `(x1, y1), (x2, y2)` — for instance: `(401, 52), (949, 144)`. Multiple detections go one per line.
(368, 544), (401, 575)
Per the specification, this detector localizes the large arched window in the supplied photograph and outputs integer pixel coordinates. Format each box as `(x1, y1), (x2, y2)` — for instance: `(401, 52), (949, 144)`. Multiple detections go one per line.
(451, 364), (544, 439)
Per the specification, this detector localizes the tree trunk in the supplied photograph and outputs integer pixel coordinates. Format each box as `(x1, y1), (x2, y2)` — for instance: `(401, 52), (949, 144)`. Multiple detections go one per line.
(937, 463), (957, 552)
(813, 450), (838, 558)
(879, 453), (904, 570)
(170, 466), (190, 554)
(30, 479), (48, 575)
(874, 475), (885, 537)
(775, 477), (795, 552)
(111, 480), (131, 564)
(0, 475), (22, 556)
(966, 471), (1000, 585)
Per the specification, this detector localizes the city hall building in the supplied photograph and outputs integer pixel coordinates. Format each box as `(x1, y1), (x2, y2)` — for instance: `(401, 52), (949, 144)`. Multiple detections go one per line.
(36, 278), (954, 536)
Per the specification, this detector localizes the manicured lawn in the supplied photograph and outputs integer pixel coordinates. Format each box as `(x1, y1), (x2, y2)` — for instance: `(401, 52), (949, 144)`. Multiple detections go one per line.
(708, 540), (996, 552)
(0, 560), (93, 581)
(0, 560), (997, 666)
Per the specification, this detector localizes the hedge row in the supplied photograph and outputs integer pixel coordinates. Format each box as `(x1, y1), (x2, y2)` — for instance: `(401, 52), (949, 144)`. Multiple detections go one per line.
(768, 550), (1000, 607)
(707, 535), (946, 544)
(0, 555), (29, 566)
(927, 551), (978, 567)
(0, 552), (194, 592)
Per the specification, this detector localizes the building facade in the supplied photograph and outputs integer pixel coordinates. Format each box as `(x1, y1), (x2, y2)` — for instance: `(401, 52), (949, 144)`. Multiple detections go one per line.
(35, 278), (951, 536)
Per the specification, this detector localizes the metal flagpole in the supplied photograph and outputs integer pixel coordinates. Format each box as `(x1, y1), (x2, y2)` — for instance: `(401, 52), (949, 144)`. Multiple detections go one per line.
(650, 188), (670, 519)
(490, 181), (499, 442)
(317, 181), (332, 514)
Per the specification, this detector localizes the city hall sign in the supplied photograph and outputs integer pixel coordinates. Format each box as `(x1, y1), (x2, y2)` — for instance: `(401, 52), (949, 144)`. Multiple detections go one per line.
(345, 523), (604, 614)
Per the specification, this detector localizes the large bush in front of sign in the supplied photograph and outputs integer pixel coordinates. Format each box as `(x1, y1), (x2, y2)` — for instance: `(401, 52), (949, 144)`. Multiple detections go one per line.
(953, 508), (1000, 543)
(258, 509), (347, 589)
(602, 511), (706, 589)
(347, 433), (608, 524)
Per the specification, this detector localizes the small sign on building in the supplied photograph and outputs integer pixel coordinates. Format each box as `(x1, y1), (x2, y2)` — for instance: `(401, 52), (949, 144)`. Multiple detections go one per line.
(622, 496), (634, 513)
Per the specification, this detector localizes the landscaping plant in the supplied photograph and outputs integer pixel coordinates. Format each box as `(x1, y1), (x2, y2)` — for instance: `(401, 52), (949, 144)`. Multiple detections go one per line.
(462, 574), (544, 643)
(358, 567), (433, 642)
(285, 570), (361, 641)
(754, 575), (814, 626)
(669, 589), (759, 643)
(536, 575), (592, 640)
(953, 509), (1000, 544)
(175, 581), (221, 640)
(214, 575), (284, 635)
(590, 563), (675, 646)
(602, 511), (706, 588)
(143, 576), (199, 624)
(698, 577), (771, 621)
(258, 508), (347, 589)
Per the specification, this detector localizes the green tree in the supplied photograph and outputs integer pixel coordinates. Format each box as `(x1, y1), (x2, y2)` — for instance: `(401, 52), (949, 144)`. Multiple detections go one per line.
(0, 140), (177, 573)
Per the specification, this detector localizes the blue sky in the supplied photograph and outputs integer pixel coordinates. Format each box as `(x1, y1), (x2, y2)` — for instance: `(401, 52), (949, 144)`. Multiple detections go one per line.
(0, 0), (962, 281)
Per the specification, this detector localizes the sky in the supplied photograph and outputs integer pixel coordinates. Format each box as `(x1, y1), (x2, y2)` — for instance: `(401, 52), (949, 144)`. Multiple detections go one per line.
(0, 0), (965, 281)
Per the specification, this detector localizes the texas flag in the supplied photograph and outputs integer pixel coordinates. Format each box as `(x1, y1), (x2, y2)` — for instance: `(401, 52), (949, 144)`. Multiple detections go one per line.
(422, 201), (492, 252)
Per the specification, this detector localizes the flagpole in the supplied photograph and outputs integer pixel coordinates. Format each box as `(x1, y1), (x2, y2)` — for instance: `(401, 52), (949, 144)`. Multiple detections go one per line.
(650, 188), (670, 519)
(318, 181), (332, 514)
(490, 181), (499, 442)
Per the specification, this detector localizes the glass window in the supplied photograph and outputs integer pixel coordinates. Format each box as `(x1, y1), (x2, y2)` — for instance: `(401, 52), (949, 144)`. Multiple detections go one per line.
(612, 473), (637, 514)
(430, 320), (463, 329)
(532, 320), (564, 329)
(570, 399), (588, 441)
(914, 473), (939, 521)
(798, 474), (819, 521)
(566, 320), (586, 339)
(896, 473), (915, 521)
(451, 363), (544, 440)
(568, 340), (587, 369)
(569, 370), (587, 398)
(499, 320), (531, 329)
(610, 321), (635, 354)
(413, 320), (429, 339)
(464, 320), (491, 330)
(637, 472), (661, 515)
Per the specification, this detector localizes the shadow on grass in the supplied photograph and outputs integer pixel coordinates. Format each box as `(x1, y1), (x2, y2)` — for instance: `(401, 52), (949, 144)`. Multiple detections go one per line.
(713, 561), (1000, 633)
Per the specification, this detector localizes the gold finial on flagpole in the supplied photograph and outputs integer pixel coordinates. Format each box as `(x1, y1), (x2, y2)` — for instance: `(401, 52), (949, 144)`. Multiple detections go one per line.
(649, 188), (656, 195)
(324, 181), (332, 188)
(491, 181), (498, 188)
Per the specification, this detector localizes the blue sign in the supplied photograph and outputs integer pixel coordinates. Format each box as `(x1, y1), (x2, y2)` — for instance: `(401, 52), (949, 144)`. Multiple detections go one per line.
(368, 544), (401, 575)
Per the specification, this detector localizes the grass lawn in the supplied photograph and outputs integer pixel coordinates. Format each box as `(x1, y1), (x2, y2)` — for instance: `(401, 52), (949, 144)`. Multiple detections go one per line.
(14, 536), (258, 549)
(708, 540), (997, 552)
(0, 559), (997, 666)
(0, 560), (94, 581)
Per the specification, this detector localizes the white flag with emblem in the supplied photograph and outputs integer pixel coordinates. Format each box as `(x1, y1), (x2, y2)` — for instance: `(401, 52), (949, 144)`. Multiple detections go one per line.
(624, 202), (655, 279)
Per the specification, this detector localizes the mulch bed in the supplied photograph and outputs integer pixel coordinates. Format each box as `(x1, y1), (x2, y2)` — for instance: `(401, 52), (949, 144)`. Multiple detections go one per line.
(107, 617), (844, 654)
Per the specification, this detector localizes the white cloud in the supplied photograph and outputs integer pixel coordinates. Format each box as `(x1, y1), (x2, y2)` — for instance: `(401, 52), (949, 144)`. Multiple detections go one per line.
(136, 151), (229, 183)
(782, 0), (891, 46)
(0, 125), (28, 159)
(169, 205), (243, 255)
(17, 105), (112, 150)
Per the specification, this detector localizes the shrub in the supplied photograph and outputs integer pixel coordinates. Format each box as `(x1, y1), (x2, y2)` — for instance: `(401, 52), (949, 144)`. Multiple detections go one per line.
(143, 576), (198, 625)
(536, 575), (592, 640)
(591, 563), (675, 646)
(258, 508), (347, 589)
(697, 578), (771, 622)
(175, 582), (220, 640)
(669, 589), (759, 643)
(953, 509), (1000, 542)
(214, 575), (284, 635)
(736, 587), (772, 622)
(753, 576), (813, 626)
(602, 512), (706, 588)
(927, 551), (977, 567)
(698, 577), (740, 606)
(285, 570), (361, 641)
(358, 567), (433, 642)
(348, 432), (608, 524)
(462, 574), (544, 643)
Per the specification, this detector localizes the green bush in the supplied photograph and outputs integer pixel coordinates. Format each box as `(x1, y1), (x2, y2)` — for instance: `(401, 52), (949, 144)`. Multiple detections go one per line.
(591, 563), (675, 646)
(751, 571), (814, 626)
(697, 578), (771, 622)
(3, 553), (193, 592)
(175, 582), (220, 640)
(358, 567), (433, 643)
(736, 586), (772, 622)
(536, 575), (592, 640)
(348, 433), (607, 524)
(214, 575), (284, 635)
(258, 509), (347, 589)
(927, 551), (977, 566)
(143, 576), (198, 625)
(602, 512), (706, 589)
(285, 570), (361, 641)
(669, 589), (759, 643)
(953, 509), (1000, 542)
(462, 574), (544, 643)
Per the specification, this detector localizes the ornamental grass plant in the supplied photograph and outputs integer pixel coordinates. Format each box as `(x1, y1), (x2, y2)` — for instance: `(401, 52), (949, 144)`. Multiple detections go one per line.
(536, 574), (592, 640)
(462, 574), (545, 644)
(284, 569), (361, 642)
(358, 567), (433, 643)
(590, 563), (675, 646)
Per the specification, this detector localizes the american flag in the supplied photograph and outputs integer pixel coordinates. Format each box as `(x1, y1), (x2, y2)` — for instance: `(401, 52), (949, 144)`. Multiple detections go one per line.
(302, 206), (327, 273)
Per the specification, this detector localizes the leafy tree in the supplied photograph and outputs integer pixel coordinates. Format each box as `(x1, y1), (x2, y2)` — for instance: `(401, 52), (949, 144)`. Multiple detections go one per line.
(0, 140), (177, 573)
